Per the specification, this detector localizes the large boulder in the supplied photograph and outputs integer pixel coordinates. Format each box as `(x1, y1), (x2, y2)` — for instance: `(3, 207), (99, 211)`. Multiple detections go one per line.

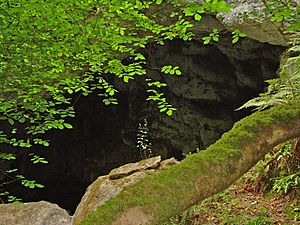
(73, 156), (178, 225)
(0, 201), (72, 225)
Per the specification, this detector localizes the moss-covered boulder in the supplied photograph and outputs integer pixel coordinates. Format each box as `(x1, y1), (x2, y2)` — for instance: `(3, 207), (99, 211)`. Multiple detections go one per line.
(73, 156), (178, 225)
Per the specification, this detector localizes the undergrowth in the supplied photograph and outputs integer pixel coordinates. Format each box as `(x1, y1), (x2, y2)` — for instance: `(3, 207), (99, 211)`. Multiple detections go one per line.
(163, 139), (300, 225)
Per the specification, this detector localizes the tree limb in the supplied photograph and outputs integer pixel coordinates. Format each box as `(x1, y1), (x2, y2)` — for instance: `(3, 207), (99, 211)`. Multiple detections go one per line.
(79, 103), (300, 225)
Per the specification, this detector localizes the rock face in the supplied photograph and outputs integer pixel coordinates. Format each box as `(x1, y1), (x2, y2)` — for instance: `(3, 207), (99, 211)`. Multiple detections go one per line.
(108, 156), (161, 179)
(122, 38), (284, 157)
(0, 201), (72, 225)
(73, 157), (179, 225)
(218, 0), (289, 46)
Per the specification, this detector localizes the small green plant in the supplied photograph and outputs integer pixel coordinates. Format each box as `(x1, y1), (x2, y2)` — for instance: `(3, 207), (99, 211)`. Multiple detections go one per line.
(0, 192), (22, 204)
(146, 78), (177, 116)
(253, 140), (300, 194)
(273, 171), (300, 194)
(29, 153), (49, 164)
(161, 65), (182, 76)
(284, 200), (300, 221)
(14, 175), (44, 189)
(264, 0), (299, 30)
(202, 28), (220, 44)
(231, 29), (246, 44)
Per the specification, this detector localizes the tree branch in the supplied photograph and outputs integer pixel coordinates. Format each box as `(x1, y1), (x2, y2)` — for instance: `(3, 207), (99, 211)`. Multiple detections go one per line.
(77, 103), (300, 225)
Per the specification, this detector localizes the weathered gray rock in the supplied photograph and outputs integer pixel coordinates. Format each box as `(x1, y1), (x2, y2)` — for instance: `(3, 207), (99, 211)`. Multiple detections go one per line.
(158, 157), (179, 170)
(73, 156), (178, 225)
(108, 156), (161, 179)
(0, 201), (72, 225)
(73, 172), (147, 225)
(187, 0), (290, 46)
(217, 0), (290, 46)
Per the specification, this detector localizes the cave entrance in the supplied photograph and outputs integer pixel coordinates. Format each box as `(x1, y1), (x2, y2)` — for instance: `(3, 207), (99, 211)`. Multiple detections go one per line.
(4, 38), (284, 214)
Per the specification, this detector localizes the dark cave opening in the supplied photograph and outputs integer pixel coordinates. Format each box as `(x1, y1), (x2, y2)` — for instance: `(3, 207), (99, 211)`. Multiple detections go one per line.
(0, 38), (285, 214)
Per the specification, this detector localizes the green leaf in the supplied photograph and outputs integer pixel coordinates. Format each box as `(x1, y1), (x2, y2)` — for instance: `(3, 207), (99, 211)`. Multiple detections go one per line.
(123, 76), (130, 83)
(156, 0), (162, 5)
(63, 123), (73, 129)
(103, 99), (111, 105)
(161, 65), (171, 73)
(109, 89), (115, 96)
(232, 37), (239, 44)
(42, 141), (49, 147)
(6, 169), (18, 173)
(203, 37), (211, 45)
(0, 153), (16, 160)
(175, 70), (182, 75)
(194, 14), (201, 21)
(35, 184), (44, 188)
(166, 110), (173, 116)
(160, 107), (167, 112)
(19, 118), (26, 123)
(239, 32), (246, 37)
(212, 36), (219, 42)
(8, 118), (14, 126)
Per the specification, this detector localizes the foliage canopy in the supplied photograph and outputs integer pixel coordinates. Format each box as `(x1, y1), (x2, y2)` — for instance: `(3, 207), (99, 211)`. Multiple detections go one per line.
(0, 0), (233, 202)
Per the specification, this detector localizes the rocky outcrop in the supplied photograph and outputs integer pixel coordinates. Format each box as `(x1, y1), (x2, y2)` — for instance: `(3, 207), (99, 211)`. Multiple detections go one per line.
(73, 156), (179, 225)
(0, 157), (179, 225)
(216, 0), (290, 46)
(0, 201), (72, 225)
(124, 38), (284, 157)
(108, 156), (161, 179)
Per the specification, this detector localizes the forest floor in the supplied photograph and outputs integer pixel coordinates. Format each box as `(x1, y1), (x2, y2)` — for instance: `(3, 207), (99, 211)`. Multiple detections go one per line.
(165, 170), (300, 225)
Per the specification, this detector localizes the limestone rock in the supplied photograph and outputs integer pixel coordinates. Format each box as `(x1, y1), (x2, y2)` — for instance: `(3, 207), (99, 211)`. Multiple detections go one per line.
(217, 0), (290, 46)
(0, 201), (72, 225)
(159, 157), (179, 170)
(108, 156), (161, 179)
(73, 156), (178, 225)
(73, 172), (147, 225)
